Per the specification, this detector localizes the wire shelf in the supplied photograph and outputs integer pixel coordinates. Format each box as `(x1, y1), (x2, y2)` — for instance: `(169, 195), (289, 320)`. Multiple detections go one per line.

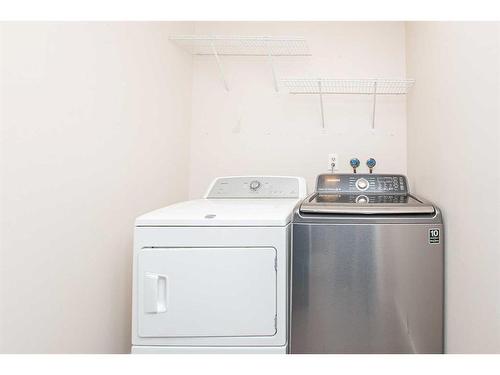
(281, 78), (415, 95)
(170, 35), (310, 56)
(280, 78), (415, 129)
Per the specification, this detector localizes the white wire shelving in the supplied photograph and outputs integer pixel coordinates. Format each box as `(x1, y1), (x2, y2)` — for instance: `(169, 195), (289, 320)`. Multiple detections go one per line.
(170, 35), (310, 91)
(281, 78), (415, 129)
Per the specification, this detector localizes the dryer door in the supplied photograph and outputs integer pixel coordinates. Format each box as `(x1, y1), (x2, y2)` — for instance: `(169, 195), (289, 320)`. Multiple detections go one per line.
(137, 247), (277, 338)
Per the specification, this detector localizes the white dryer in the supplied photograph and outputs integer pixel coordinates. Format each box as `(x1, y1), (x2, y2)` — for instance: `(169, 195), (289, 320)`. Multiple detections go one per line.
(131, 176), (307, 353)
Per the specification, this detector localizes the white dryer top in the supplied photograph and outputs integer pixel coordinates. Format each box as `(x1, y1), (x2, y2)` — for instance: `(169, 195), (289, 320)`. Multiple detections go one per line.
(135, 198), (302, 227)
(136, 176), (307, 227)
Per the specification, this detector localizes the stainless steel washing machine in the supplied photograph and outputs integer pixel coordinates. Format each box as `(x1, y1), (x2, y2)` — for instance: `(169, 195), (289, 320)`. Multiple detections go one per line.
(290, 174), (444, 354)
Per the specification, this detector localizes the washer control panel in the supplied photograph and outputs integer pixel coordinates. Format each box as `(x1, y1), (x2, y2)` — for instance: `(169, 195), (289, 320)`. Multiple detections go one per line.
(316, 174), (408, 195)
(206, 176), (304, 199)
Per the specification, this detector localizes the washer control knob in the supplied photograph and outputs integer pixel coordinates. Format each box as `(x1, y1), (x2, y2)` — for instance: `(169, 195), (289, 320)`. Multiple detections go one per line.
(356, 178), (369, 191)
(249, 180), (261, 191)
(356, 195), (368, 204)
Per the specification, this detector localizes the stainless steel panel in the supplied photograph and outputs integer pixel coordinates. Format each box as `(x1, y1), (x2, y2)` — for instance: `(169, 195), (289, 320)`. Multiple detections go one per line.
(291, 223), (444, 353)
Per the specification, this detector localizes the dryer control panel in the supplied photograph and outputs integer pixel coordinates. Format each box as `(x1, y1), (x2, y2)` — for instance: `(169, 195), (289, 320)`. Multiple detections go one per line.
(205, 176), (307, 199)
(316, 174), (408, 195)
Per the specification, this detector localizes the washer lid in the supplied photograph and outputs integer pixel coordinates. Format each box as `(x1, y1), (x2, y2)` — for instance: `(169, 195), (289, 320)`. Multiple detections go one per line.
(300, 193), (435, 215)
(136, 198), (301, 226)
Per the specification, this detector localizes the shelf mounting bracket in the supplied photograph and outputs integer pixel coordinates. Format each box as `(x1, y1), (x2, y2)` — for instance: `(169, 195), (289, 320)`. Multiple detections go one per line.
(371, 81), (378, 129)
(318, 79), (325, 129)
(266, 41), (279, 92)
(210, 42), (229, 91)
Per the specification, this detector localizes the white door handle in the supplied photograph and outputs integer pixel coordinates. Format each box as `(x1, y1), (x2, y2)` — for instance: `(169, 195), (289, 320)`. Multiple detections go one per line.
(144, 273), (167, 314)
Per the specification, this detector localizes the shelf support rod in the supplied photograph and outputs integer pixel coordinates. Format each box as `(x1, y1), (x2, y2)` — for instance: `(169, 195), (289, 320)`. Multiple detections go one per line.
(266, 41), (279, 92)
(371, 81), (377, 129)
(319, 80), (325, 129)
(210, 42), (229, 91)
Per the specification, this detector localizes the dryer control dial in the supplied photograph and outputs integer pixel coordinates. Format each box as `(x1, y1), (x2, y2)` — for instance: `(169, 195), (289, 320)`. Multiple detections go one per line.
(356, 178), (369, 191)
(249, 180), (262, 191)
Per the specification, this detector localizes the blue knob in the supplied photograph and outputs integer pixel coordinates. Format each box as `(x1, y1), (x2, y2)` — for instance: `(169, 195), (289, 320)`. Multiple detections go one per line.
(366, 158), (377, 169)
(350, 158), (360, 168)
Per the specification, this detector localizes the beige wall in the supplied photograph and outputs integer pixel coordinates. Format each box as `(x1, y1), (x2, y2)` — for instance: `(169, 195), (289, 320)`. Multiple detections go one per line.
(406, 22), (500, 353)
(0, 22), (193, 353)
(188, 22), (408, 197)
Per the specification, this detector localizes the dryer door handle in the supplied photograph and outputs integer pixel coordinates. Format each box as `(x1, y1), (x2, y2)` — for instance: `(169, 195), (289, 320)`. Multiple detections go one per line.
(144, 273), (167, 314)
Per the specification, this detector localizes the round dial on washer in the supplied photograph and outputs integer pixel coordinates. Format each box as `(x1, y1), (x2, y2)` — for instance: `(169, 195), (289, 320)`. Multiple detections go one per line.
(356, 195), (368, 204)
(249, 180), (261, 191)
(356, 178), (369, 191)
